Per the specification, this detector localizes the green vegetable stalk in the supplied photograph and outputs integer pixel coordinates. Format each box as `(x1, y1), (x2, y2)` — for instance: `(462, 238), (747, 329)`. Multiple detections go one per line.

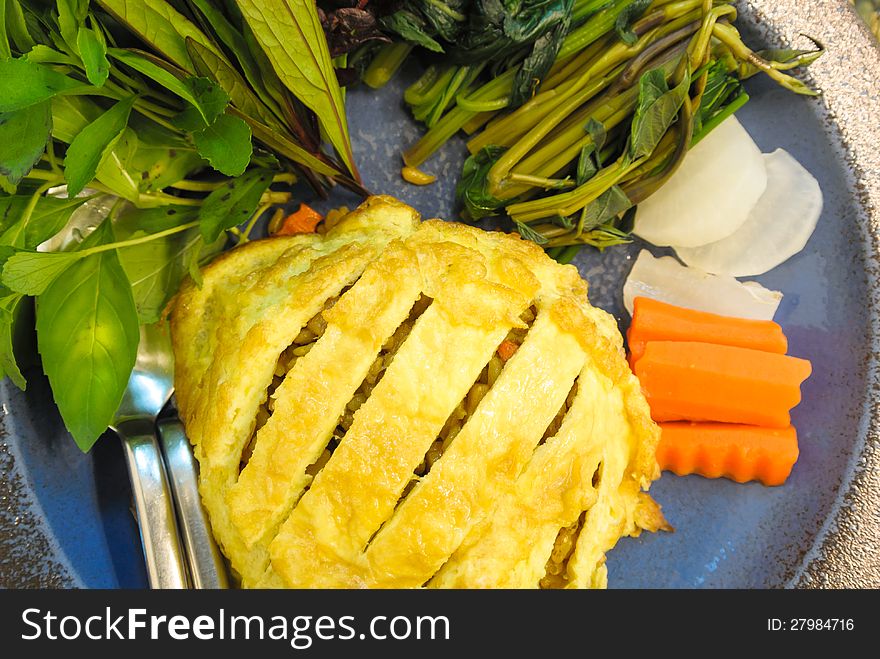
(0, 0), (360, 451)
(388, 0), (822, 254)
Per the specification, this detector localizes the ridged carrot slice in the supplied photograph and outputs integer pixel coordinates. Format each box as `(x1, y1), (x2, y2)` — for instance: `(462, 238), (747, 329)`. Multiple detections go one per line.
(627, 297), (787, 363)
(634, 341), (812, 428)
(277, 203), (324, 236)
(657, 422), (799, 486)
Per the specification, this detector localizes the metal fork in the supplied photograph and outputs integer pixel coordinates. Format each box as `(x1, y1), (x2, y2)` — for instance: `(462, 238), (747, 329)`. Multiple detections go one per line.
(110, 322), (228, 589)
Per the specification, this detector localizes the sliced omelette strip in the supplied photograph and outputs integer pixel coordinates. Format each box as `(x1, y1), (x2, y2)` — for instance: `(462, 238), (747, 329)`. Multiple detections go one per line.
(268, 296), (529, 587)
(429, 360), (611, 588)
(227, 242), (424, 550)
(366, 300), (587, 587)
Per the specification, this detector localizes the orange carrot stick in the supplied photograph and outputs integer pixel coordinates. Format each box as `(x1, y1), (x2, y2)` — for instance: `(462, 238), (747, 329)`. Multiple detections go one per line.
(657, 422), (799, 486)
(634, 341), (812, 428)
(276, 203), (323, 236)
(497, 339), (519, 362)
(627, 297), (787, 364)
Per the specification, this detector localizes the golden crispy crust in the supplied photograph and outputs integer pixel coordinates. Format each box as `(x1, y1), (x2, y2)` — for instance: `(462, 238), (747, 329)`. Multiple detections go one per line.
(169, 196), (664, 588)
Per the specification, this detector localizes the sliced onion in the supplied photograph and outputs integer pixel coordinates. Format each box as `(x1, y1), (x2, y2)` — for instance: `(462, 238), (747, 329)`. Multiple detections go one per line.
(623, 250), (783, 321)
(633, 116), (767, 247)
(673, 149), (823, 276)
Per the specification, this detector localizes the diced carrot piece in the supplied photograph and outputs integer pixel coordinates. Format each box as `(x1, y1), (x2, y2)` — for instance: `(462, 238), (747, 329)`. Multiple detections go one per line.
(633, 341), (812, 428)
(276, 203), (323, 236)
(628, 297), (787, 361)
(497, 340), (519, 362)
(657, 422), (799, 486)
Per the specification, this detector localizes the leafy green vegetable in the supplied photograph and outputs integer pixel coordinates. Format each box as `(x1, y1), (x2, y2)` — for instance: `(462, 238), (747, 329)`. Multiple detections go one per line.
(108, 49), (228, 125)
(4, 0), (35, 53)
(77, 27), (110, 87)
(63, 95), (136, 197)
(579, 185), (631, 232)
(57, 0), (89, 53)
(0, 58), (82, 112)
(35, 220), (139, 451)
(198, 168), (273, 243)
(614, 0), (650, 46)
(628, 67), (690, 161)
(3, 251), (80, 296)
(237, 0), (357, 178)
(514, 220), (549, 245)
(0, 195), (89, 249)
(193, 113), (253, 177)
(380, 11), (444, 53)
(456, 145), (508, 220)
(0, 0), (11, 61)
(0, 100), (52, 185)
(117, 226), (222, 324)
(0, 292), (27, 389)
(95, 0), (222, 74)
(576, 144), (597, 186)
(185, 36), (280, 129)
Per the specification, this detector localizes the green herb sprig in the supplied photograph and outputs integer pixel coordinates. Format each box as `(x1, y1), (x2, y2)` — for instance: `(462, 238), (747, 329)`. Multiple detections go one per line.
(0, 0), (360, 451)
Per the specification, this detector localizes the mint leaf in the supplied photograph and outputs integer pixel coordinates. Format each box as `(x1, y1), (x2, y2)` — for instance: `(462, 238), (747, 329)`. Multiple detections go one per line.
(0, 58), (81, 112)
(77, 27), (110, 87)
(0, 100), (51, 184)
(198, 168), (272, 243)
(193, 113), (253, 176)
(63, 95), (136, 197)
(36, 221), (139, 451)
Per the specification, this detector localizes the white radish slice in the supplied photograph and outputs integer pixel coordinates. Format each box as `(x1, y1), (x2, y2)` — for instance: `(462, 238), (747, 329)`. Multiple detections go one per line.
(633, 116), (768, 247)
(623, 250), (783, 321)
(673, 149), (823, 276)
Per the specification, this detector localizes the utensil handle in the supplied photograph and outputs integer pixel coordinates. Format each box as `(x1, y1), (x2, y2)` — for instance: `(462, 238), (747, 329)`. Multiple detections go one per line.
(118, 424), (189, 589)
(158, 418), (229, 589)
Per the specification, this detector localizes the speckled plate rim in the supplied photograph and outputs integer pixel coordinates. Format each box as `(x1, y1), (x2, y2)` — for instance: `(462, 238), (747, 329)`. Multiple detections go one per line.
(2, 0), (879, 589)
(742, 0), (880, 587)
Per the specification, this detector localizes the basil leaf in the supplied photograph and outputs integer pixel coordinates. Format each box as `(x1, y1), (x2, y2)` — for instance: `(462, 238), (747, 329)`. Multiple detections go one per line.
(514, 221), (549, 246)
(63, 95), (136, 197)
(614, 0), (651, 46)
(0, 195), (89, 249)
(0, 293), (27, 390)
(579, 185), (632, 232)
(117, 227), (219, 324)
(629, 67), (690, 161)
(237, 0), (357, 177)
(36, 222), (139, 451)
(198, 168), (272, 243)
(193, 113), (253, 176)
(0, 58), (81, 112)
(0, 100), (51, 184)
(2, 251), (81, 295)
(77, 27), (110, 87)
(95, 0), (223, 74)
(108, 49), (228, 124)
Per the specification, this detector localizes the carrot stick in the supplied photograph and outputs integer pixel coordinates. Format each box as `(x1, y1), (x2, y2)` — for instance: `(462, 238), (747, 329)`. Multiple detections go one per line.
(634, 341), (812, 428)
(497, 339), (519, 362)
(276, 203), (324, 236)
(657, 422), (799, 486)
(627, 297), (787, 363)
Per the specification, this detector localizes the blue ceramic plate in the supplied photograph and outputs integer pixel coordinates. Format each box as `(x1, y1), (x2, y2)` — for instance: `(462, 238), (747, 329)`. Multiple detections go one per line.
(2, 1), (879, 588)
